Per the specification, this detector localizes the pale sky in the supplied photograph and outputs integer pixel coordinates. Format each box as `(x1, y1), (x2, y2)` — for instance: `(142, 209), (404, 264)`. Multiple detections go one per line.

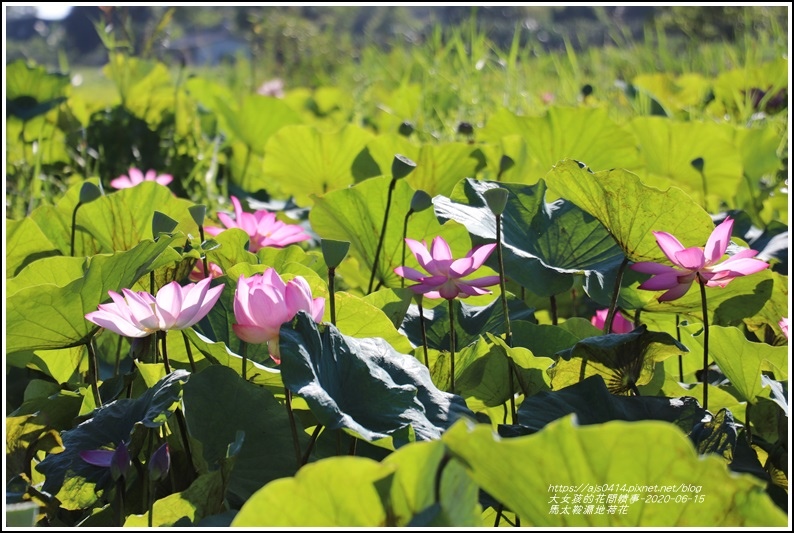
(33, 4), (73, 20)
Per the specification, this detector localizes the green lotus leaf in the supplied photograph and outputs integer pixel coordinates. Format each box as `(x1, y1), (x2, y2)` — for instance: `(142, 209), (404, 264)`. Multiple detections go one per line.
(383, 440), (481, 526)
(398, 295), (535, 353)
(6, 217), (61, 278)
(6, 59), (70, 120)
(480, 106), (642, 183)
(508, 375), (706, 435)
(182, 365), (307, 508)
(364, 134), (484, 197)
(434, 177), (624, 296)
(549, 326), (687, 395)
(7, 237), (181, 352)
(442, 416), (787, 526)
(279, 313), (474, 447)
(310, 175), (471, 290)
(628, 117), (743, 211)
(685, 325), (788, 404)
(232, 456), (394, 527)
(261, 124), (375, 205)
(216, 94), (302, 155)
(544, 160), (714, 264)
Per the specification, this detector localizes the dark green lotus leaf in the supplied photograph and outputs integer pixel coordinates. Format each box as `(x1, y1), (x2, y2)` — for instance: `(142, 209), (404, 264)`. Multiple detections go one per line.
(233, 456), (395, 527)
(505, 375), (706, 436)
(690, 408), (770, 486)
(480, 106), (643, 183)
(364, 134), (484, 197)
(261, 124), (375, 205)
(442, 416), (787, 526)
(399, 295), (535, 352)
(182, 365), (307, 508)
(7, 237), (181, 352)
(279, 312), (474, 447)
(36, 370), (188, 497)
(310, 175), (471, 290)
(549, 326), (687, 395)
(6, 217), (61, 278)
(434, 177), (624, 296)
(11, 388), (84, 432)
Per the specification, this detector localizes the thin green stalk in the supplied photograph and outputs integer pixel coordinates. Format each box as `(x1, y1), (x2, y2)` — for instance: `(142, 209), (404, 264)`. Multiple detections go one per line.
(302, 424), (324, 465)
(198, 224), (209, 278)
(70, 202), (84, 256)
(448, 299), (456, 392)
(604, 256), (630, 334)
(367, 177), (397, 294)
(676, 314), (684, 382)
(697, 273), (710, 410)
(159, 331), (172, 374)
(115, 478), (125, 527)
(495, 213), (516, 422)
(114, 336), (123, 378)
(240, 341), (248, 381)
(285, 388), (302, 468)
(148, 479), (155, 528)
(549, 294), (558, 326)
(86, 339), (102, 407)
(401, 211), (412, 289)
(174, 408), (196, 481)
(328, 267), (337, 325)
(433, 454), (452, 503)
(181, 331), (197, 373)
(418, 298), (429, 367)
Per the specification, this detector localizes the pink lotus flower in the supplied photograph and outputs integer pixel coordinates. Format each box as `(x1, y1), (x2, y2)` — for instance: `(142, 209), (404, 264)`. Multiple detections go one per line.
(233, 268), (325, 363)
(205, 196), (311, 252)
(189, 261), (224, 282)
(85, 277), (224, 337)
(630, 217), (769, 302)
(591, 308), (634, 334)
(110, 167), (173, 189)
(394, 236), (501, 300)
(780, 317), (789, 339)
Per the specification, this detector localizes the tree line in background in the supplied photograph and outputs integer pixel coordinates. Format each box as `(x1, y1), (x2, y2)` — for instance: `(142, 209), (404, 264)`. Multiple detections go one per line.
(7, 6), (788, 70)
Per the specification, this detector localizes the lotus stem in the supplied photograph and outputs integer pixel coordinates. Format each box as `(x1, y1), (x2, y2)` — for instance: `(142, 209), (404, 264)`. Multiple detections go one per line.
(181, 331), (197, 373)
(697, 273), (710, 411)
(240, 341), (248, 381)
(448, 299), (456, 392)
(604, 256), (630, 333)
(285, 388), (302, 468)
(676, 314), (684, 382)
(86, 338), (102, 407)
(401, 209), (413, 289)
(418, 297), (429, 367)
(70, 202), (84, 257)
(495, 212), (516, 422)
(302, 424), (324, 465)
(328, 267), (337, 325)
(159, 331), (172, 374)
(550, 294), (558, 326)
(198, 224), (209, 278)
(368, 177), (398, 294)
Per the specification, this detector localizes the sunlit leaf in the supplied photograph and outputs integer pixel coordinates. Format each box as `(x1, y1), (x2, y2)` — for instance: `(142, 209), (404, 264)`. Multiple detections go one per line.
(442, 417), (786, 526)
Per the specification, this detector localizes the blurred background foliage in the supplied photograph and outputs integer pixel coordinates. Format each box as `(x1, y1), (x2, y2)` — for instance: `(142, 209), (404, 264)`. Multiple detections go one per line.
(6, 5), (789, 85)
